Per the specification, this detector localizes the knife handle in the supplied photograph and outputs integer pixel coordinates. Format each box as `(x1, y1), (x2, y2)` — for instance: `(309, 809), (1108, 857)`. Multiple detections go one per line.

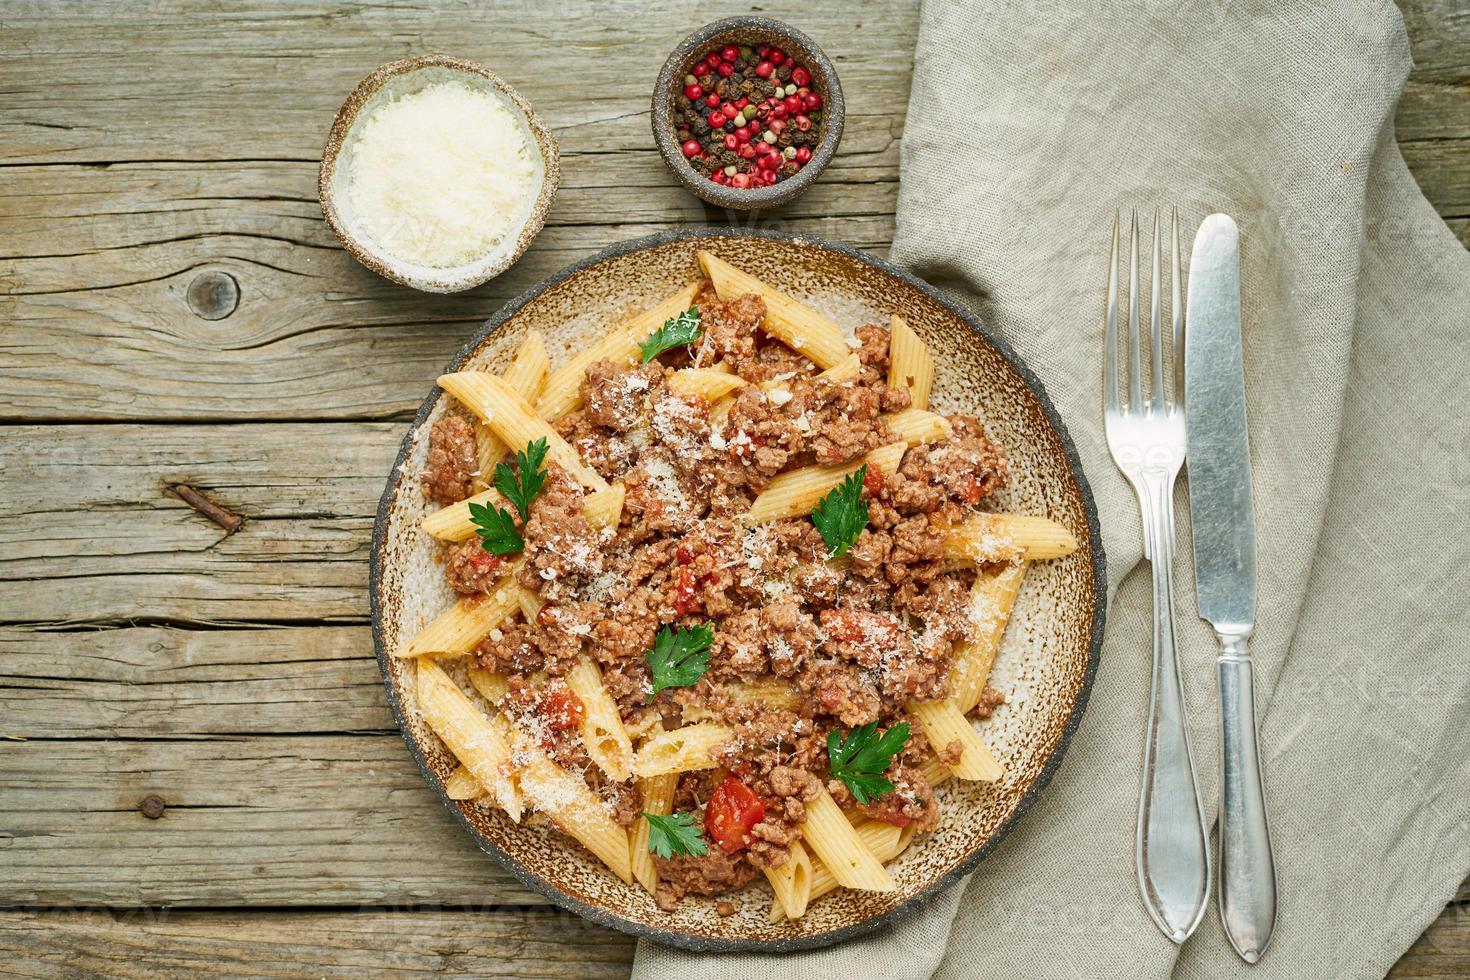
(1134, 470), (1211, 944)
(1217, 632), (1278, 962)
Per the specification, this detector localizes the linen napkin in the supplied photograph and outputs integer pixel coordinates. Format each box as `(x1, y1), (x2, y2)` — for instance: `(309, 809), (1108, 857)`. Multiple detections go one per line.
(633, 2), (1470, 976)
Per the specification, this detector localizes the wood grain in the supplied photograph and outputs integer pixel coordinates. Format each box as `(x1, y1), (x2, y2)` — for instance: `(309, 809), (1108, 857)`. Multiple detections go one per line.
(0, 733), (535, 906)
(0, 0), (1465, 974)
(0, 908), (635, 978)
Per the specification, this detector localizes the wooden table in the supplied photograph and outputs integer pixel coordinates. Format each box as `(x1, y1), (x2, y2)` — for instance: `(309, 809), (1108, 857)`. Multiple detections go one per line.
(2, 2), (1465, 975)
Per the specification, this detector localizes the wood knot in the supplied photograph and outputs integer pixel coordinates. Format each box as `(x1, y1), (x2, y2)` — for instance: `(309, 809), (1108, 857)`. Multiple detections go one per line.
(138, 795), (167, 820)
(186, 271), (239, 320)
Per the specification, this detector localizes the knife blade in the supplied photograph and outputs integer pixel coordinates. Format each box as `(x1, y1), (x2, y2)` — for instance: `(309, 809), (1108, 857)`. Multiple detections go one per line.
(1186, 215), (1256, 631)
(1185, 213), (1277, 963)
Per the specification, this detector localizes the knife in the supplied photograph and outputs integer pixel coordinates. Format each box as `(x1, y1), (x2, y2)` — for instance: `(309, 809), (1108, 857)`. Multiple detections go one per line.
(1185, 213), (1278, 963)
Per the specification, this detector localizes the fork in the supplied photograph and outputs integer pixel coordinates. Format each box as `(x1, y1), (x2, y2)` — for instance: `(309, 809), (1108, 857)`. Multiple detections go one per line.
(1104, 209), (1211, 944)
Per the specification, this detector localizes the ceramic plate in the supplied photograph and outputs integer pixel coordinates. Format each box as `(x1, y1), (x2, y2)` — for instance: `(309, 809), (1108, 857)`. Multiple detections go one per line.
(370, 229), (1106, 951)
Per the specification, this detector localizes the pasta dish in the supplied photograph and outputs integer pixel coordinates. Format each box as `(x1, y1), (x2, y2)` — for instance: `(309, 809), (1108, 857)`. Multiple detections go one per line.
(396, 251), (1078, 919)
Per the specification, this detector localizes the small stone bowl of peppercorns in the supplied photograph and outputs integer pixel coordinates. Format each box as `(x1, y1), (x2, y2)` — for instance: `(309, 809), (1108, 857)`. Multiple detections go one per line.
(653, 16), (844, 210)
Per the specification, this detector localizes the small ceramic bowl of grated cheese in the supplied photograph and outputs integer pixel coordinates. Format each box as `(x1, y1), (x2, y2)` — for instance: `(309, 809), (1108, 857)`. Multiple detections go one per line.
(319, 55), (559, 293)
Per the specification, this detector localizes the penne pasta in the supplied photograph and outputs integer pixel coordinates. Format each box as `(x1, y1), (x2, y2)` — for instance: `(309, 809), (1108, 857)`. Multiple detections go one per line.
(632, 723), (733, 778)
(438, 371), (609, 493)
(763, 838), (814, 921)
(815, 353), (862, 385)
(943, 513), (1079, 563)
(630, 771), (678, 896)
(466, 663), (509, 705)
(463, 661), (631, 883)
(669, 366), (748, 401)
(515, 586), (545, 622)
(565, 657), (634, 781)
(800, 785), (895, 891)
(697, 251), (850, 369)
(883, 408), (953, 447)
(887, 314), (934, 411)
(536, 281), (703, 421)
(919, 751), (953, 790)
(909, 698), (1003, 781)
(473, 331), (552, 493)
(772, 821), (903, 921)
(745, 442), (907, 524)
(725, 678), (799, 711)
(513, 733), (633, 884)
(948, 561), (1027, 713)
(581, 483), (625, 529)
(444, 764), (486, 801)
(394, 582), (521, 658)
(421, 487), (510, 543)
(415, 658), (522, 820)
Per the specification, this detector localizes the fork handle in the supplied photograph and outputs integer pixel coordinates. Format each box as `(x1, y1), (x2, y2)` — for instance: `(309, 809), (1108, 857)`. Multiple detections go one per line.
(1134, 469), (1211, 943)
(1216, 631), (1277, 962)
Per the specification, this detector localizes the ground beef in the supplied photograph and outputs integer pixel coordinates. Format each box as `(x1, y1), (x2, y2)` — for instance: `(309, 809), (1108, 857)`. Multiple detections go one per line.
(653, 847), (760, 911)
(719, 386), (805, 486)
(888, 415), (1009, 513)
(850, 761), (939, 834)
(421, 414), (478, 503)
(517, 465), (605, 603)
(971, 685), (1006, 718)
(784, 374), (894, 465)
(700, 292), (766, 371)
(442, 539), (505, 595)
(583, 360), (663, 431)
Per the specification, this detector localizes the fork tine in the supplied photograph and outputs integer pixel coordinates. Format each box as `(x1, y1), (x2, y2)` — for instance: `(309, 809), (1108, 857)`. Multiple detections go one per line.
(1104, 213), (1120, 416)
(1171, 206), (1184, 408)
(1127, 209), (1142, 411)
(1149, 209), (1165, 413)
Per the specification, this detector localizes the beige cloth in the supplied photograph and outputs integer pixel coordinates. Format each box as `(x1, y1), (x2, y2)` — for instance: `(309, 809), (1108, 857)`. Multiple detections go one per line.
(634, 1), (1470, 976)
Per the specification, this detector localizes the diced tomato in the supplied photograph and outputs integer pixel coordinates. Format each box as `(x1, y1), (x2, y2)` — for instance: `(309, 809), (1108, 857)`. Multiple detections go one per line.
(705, 773), (766, 853)
(472, 548), (503, 571)
(675, 544), (695, 565)
(862, 465), (886, 498)
(867, 801), (914, 828)
(673, 566), (700, 617)
(959, 473), (986, 505)
(535, 686), (585, 748)
(818, 608), (901, 647)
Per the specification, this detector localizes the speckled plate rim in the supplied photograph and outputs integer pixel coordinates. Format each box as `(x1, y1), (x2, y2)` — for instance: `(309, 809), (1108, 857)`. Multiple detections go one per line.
(369, 227), (1108, 953)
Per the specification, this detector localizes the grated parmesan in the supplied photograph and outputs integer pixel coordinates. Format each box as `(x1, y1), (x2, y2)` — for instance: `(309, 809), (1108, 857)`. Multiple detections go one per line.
(346, 80), (537, 268)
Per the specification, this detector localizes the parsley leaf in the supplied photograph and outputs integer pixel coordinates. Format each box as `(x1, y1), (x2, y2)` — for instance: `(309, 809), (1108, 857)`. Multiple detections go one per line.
(643, 810), (708, 859)
(811, 464), (870, 558)
(638, 307), (702, 363)
(467, 500), (524, 556)
(827, 721), (911, 805)
(645, 623), (714, 701)
(493, 437), (550, 521)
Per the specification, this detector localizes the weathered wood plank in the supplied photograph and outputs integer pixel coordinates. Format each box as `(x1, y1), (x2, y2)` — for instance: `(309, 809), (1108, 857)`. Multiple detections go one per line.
(0, 423), (397, 624)
(0, 907), (635, 979)
(0, 734), (536, 906)
(0, 900), (1463, 978)
(0, 625), (386, 738)
(0, 164), (896, 422)
(0, 2), (919, 165)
